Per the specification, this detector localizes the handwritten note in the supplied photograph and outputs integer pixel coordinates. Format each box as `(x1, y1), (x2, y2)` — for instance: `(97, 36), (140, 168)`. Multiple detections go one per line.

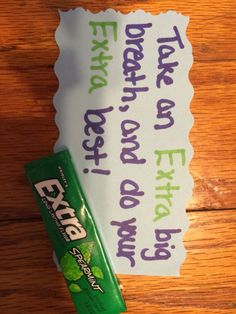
(54, 9), (194, 275)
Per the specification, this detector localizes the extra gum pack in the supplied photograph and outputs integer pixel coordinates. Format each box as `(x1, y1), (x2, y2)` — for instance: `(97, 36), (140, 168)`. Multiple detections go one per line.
(25, 150), (126, 314)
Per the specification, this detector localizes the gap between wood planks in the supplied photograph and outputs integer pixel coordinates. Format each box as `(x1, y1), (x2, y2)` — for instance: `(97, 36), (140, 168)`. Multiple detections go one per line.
(1, 207), (235, 223)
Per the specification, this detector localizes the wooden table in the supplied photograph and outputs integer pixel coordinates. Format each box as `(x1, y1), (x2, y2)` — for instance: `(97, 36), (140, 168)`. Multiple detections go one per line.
(0, 1), (235, 313)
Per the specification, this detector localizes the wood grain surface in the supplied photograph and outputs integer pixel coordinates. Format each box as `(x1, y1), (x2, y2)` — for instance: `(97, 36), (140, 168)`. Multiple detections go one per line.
(1, 211), (235, 313)
(0, 0), (235, 313)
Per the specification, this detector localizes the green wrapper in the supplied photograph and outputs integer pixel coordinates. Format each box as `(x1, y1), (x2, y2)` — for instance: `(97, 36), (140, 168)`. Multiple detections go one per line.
(25, 150), (126, 314)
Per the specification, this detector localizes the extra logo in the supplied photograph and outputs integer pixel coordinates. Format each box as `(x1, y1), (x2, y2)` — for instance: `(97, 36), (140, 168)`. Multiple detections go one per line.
(34, 179), (87, 242)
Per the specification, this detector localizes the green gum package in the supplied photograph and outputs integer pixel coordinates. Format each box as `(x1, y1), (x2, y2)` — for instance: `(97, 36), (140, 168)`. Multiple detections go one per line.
(25, 150), (126, 314)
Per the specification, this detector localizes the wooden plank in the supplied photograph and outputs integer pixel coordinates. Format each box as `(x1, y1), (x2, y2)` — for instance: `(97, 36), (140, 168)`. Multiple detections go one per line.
(0, 210), (235, 313)
(0, 1), (235, 62)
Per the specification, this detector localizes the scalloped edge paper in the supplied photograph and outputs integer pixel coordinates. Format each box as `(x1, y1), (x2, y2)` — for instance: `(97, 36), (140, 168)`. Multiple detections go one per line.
(54, 8), (194, 276)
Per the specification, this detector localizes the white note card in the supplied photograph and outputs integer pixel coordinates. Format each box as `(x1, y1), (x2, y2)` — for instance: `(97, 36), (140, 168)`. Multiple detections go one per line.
(54, 8), (194, 275)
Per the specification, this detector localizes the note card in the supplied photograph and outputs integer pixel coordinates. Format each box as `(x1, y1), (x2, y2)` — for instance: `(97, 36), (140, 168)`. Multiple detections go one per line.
(54, 8), (194, 275)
